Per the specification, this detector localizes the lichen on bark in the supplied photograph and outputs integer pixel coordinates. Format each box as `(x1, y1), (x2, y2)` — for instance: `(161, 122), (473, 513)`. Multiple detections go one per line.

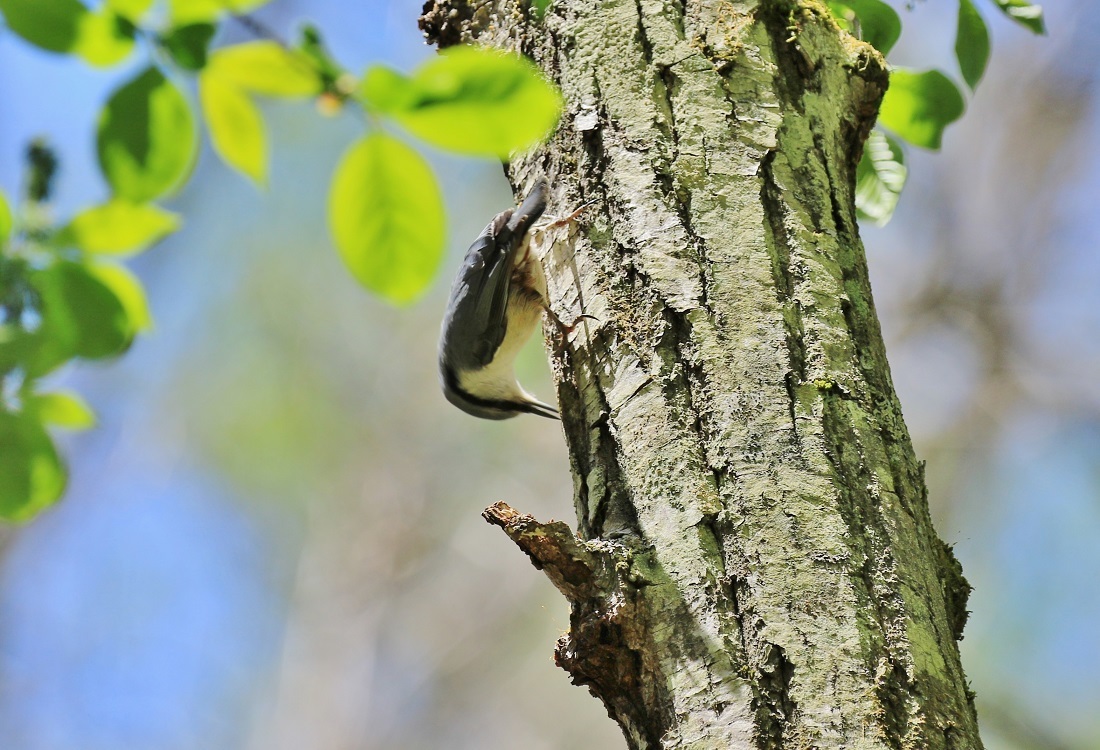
(421, 0), (983, 748)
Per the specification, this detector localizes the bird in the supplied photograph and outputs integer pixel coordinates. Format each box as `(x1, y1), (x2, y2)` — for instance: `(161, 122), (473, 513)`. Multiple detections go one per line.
(438, 180), (560, 420)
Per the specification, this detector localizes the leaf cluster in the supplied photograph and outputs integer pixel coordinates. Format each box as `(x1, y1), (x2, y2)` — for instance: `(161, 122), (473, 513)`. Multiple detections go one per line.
(0, 0), (562, 520)
(0, 154), (151, 520)
(827, 0), (1045, 225)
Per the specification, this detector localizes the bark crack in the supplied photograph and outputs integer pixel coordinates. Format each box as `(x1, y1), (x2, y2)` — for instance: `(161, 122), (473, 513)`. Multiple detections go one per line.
(633, 0), (654, 67)
(820, 392), (916, 749)
(757, 2), (810, 116)
(753, 642), (798, 750)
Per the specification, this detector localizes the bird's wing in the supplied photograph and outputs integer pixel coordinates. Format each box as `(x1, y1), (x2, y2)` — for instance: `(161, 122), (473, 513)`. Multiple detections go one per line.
(442, 182), (549, 369)
(461, 210), (516, 366)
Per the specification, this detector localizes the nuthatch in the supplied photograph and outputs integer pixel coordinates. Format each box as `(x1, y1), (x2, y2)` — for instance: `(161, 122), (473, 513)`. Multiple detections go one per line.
(438, 180), (559, 420)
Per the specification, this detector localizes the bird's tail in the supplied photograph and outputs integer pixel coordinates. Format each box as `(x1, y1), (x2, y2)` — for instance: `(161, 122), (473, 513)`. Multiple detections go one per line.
(507, 180), (548, 238)
(520, 397), (559, 420)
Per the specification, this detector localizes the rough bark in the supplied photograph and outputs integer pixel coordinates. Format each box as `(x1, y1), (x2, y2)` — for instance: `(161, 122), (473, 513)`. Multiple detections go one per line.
(421, 0), (981, 748)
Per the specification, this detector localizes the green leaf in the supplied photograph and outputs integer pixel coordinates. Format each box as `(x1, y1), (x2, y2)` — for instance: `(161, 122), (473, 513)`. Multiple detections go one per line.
(295, 23), (344, 84)
(225, 0), (274, 12)
(169, 0), (224, 23)
(87, 262), (153, 332)
(0, 325), (33, 375)
(97, 66), (198, 202)
(59, 200), (180, 256)
(991, 0), (1045, 35)
(0, 258), (33, 372)
(0, 411), (66, 522)
(829, 0), (901, 56)
(28, 391), (96, 430)
(827, 2), (854, 33)
(107, 0), (154, 22)
(162, 23), (216, 71)
(855, 129), (907, 226)
(199, 70), (268, 186)
(0, 189), (11, 241)
(73, 9), (135, 67)
(878, 69), (965, 150)
(955, 0), (990, 90)
(207, 42), (321, 98)
(26, 261), (133, 375)
(328, 133), (445, 304)
(0, 0), (85, 54)
(359, 66), (416, 113)
(360, 46), (562, 158)
(0, 0), (134, 66)
(531, 0), (551, 19)
(169, 0), (272, 23)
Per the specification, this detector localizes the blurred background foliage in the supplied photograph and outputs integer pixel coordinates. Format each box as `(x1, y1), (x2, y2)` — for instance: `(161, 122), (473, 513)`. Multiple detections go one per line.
(0, 0), (1097, 748)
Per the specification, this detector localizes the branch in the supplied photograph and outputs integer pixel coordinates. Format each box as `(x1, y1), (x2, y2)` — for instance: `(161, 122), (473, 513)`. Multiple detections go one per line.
(484, 502), (662, 748)
(483, 501), (601, 601)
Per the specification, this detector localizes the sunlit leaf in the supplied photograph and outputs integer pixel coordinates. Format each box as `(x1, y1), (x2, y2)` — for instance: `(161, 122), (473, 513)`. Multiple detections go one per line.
(359, 67), (416, 112)
(224, 0), (274, 14)
(0, 189), (11, 241)
(878, 68), (965, 150)
(170, 0), (272, 24)
(328, 133), (445, 304)
(855, 129), (907, 226)
(87, 262), (153, 332)
(828, 2), (853, 32)
(59, 200), (181, 256)
(199, 71), (268, 185)
(107, 0), (154, 22)
(97, 66), (197, 202)
(26, 261), (132, 376)
(28, 391), (96, 430)
(162, 23), (216, 70)
(73, 9), (135, 67)
(207, 42), (321, 98)
(955, 0), (990, 90)
(991, 0), (1045, 35)
(0, 411), (66, 522)
(360, 46), (562, 158)
(828, 0), (901, 56)
(169, 0), (223, 23)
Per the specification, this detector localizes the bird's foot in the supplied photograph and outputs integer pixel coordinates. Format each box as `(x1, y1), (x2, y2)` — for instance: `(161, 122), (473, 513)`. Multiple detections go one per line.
(543, 304), (598, 336)
(536, 199), (597, 231)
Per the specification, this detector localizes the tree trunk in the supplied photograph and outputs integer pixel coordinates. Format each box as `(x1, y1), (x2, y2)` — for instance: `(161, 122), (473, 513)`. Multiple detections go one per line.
(420, 0), (982, 748)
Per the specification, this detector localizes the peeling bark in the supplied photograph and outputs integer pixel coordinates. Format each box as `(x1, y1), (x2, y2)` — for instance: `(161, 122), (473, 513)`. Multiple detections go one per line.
(422, 1), (982, 748)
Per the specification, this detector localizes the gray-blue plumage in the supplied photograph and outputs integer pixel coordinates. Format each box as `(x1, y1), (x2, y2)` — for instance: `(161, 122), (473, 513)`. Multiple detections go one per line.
(438, 180), (558, 419)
